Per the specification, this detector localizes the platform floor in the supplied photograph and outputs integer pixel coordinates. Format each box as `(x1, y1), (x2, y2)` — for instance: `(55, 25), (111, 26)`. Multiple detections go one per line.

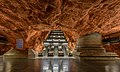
(0, 57), (120, 72)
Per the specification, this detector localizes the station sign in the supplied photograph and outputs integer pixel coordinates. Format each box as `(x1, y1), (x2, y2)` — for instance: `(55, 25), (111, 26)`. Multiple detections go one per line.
(16, 39), (23, 49)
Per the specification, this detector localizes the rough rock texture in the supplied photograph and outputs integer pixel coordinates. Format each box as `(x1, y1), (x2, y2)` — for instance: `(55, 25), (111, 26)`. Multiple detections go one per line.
(0, 44), (11, 55)
(0, 0), (120, 51)
(103, 43), (120, 57)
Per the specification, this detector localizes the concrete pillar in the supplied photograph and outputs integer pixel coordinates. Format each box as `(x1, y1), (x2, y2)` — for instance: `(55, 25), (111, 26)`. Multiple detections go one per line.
(77, 33), (119, 60)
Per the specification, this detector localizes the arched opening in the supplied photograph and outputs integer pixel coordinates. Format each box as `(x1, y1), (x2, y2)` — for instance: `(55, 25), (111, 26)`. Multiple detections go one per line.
(0, 34), (12, 55)
(37, 30), (73, 57)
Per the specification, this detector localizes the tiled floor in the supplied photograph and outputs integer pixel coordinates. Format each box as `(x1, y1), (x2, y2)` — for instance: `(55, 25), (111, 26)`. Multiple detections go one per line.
(0, 57), (120, 72)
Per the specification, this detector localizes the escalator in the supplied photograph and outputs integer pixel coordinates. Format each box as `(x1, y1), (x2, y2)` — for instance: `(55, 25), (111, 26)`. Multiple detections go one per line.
(38, 30), (73, 58)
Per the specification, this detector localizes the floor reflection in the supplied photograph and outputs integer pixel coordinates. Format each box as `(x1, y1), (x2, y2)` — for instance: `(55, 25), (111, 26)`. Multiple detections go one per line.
(105, 63), (120, 72)
(42, 59), (69, 72)
(1, 58), (120, 72)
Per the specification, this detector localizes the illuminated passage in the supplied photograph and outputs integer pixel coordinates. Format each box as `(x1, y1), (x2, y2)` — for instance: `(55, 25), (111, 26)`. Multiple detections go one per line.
(38, 30), (73, 58)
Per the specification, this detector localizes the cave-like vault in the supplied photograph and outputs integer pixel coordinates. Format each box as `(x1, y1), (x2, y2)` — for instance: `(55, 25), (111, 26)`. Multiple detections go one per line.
(0, 0), (120, 52)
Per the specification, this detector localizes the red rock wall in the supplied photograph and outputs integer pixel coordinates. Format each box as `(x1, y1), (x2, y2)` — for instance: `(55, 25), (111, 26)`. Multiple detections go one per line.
(0, 0), (120, 51)
(64, 31), (79, 50)
(0, 44), (11, 55)
(103, 43), (120, 57)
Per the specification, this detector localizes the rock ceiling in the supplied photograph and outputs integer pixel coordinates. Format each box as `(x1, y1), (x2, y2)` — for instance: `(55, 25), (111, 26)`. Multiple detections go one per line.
(0, 0), (120, 51)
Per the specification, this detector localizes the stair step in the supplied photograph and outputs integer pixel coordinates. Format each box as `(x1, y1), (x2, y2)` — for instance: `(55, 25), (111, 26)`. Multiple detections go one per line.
(80, 52), (119, 57)
(80, 57), (119, 61)
(78, 48), (106, 52)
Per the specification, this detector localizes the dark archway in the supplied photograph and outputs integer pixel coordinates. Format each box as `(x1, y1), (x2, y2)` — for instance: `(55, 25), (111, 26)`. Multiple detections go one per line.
(0, 34), (11, 55)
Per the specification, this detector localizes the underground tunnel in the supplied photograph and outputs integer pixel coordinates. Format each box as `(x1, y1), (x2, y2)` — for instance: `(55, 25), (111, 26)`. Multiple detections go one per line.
(0, 0), (120, 72)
